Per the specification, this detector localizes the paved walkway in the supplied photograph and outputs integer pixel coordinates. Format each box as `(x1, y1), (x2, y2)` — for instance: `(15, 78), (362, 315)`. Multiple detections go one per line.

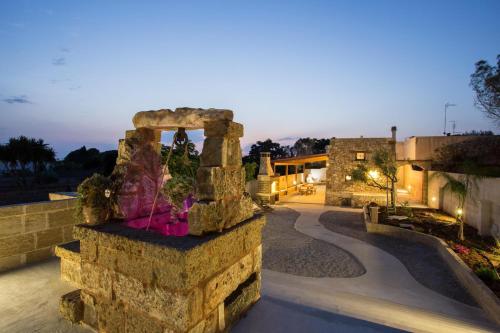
(262, 206), (365, 277)
(319, 209), (476, 305)
(265, 203), (498, 333)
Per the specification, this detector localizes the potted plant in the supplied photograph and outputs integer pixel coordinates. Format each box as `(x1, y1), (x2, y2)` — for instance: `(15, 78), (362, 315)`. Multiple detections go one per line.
(76, 173), (114, 225)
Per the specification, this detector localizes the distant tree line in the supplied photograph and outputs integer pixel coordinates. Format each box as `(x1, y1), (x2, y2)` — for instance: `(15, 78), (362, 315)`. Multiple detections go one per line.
(0, 136), (118, 188)
(0, 136), (55, 186)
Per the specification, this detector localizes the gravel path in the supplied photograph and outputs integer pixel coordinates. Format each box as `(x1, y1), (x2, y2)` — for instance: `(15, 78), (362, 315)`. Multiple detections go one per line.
(262, 207), (366, 278)
(319, 210), (478, 307)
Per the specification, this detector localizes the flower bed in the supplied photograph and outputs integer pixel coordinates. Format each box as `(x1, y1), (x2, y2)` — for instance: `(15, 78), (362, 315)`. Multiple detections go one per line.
(379, 206), (500, 299)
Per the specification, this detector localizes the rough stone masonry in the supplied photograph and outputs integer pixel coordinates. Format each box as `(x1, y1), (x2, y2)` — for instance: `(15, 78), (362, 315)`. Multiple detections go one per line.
(57, 107), (265, 333)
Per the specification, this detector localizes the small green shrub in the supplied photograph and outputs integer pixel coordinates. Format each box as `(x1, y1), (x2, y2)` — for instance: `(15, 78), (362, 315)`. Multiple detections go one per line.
(76, 173), (114, 223)
(163, 175), (195, 209)
(475, 265), (500, 282)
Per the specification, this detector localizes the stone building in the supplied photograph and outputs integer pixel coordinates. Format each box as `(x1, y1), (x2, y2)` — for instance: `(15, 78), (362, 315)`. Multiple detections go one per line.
(324, 128), (397, 206)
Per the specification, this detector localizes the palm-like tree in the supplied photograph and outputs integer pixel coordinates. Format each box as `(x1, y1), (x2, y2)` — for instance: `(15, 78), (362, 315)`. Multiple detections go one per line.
(434, 161), (484, 241)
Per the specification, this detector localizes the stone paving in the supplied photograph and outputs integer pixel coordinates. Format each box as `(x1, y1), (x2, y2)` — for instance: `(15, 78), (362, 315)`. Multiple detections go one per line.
(263, 206), (365, 277)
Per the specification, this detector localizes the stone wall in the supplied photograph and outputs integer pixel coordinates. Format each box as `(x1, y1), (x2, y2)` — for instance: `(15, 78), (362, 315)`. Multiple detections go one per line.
(325, 137), (395, 206)
(428, 171), (500, 239)
(0, 198), (77, 272)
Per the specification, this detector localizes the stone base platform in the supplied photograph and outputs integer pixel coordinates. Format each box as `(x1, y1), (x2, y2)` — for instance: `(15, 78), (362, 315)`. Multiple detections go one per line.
(59, 214), (265, 333)
(55, 240), (82, 287)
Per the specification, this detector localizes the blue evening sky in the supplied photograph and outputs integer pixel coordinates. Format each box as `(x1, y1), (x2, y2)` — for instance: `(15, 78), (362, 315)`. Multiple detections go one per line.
(0, 0), (499, 157)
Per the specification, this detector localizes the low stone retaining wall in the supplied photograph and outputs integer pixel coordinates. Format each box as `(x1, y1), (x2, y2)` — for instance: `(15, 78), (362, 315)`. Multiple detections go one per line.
(0, 198), (77, 272)
(363, 206), (500, 326)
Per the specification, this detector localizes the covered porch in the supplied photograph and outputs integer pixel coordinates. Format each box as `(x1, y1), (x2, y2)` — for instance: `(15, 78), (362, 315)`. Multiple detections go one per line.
(271, 153), (328, 204)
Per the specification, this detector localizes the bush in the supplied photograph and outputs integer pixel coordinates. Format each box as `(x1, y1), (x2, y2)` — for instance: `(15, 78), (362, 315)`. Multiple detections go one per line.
(76, 173), (114, 223)
(163, 175), (195, 209)
(244, 162), (258, 181)
(475, 266), (500, 282)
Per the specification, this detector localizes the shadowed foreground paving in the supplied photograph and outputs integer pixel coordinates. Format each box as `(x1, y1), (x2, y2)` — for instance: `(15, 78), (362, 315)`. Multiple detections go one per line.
(262, 206), (365, 277)
(233, 295), (406, 333)
(0, 258), (404, 333)
(319, 210), (477, 306)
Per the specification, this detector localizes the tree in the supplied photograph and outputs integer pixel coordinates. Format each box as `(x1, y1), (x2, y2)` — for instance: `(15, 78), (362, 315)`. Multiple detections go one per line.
(351, 149), (398, 208)
(244, 162), (258, 181)
(30, 138), (56, 181)
(0, 136), (56, 186)
(432, 161), (484, 241)
(243, 139), (291, 164)
(293, 138), (330, 156)
(470, 55), (500, 126)
(161, 140), (199, 178)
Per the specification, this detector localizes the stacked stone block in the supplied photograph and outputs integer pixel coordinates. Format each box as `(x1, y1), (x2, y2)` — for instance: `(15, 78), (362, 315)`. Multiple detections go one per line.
(189, 120), (253, 235)
(65, 215), (264, 332)
(0, 199), (76, 272)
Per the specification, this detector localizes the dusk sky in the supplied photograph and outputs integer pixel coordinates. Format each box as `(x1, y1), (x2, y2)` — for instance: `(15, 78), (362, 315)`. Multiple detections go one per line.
(1, 0), (499, 158)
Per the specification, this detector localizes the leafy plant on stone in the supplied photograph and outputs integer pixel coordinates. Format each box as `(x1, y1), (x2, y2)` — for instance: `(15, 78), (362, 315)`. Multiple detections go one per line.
(163, 175), (194, 209)
(161, 139), (199, 209)
(76, 173), (114, 224)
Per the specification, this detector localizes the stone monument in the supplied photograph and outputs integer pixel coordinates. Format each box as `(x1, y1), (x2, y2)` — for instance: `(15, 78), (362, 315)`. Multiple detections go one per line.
(56, 107), (265, 333)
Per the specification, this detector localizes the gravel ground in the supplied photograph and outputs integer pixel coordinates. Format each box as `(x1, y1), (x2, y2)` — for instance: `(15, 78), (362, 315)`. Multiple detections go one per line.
(319, 210), (478, 307)
(262, 207), (366, 278)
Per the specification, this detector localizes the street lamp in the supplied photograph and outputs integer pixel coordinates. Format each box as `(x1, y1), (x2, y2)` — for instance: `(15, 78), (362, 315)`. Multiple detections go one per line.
(443, 103), (456, 135)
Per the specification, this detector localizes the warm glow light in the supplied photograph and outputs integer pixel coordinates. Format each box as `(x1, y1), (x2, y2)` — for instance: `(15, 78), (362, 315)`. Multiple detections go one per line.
(368, 170), (379, 179)
(431, 196), (436, 202)
(407, 185), (412, 190)
(345, 175), (352, 181)
(293, 180), (297, 185)
(457, 208), (463, 216)
(271, 181), (277, 193)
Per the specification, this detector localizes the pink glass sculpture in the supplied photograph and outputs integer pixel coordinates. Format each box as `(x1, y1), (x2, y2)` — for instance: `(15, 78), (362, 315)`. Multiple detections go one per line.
(124, 194), (193, 237)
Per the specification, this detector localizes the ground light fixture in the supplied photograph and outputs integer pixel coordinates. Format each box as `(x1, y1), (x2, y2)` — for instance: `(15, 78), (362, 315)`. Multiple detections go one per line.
(457, 208), (463, 217)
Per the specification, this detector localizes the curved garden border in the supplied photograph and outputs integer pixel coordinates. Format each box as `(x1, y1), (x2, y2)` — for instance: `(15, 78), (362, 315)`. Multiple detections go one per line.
(363, 206), (500, 326)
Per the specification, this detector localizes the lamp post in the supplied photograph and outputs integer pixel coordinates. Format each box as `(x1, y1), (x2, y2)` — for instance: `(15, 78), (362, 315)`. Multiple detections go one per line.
(443, 103), (456, 135)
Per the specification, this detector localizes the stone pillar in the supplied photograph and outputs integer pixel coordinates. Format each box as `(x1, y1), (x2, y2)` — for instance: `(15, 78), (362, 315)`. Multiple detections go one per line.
(112, 128), (168, 220)
(189, 120), (253, 235)
(478, 200), (493, 236)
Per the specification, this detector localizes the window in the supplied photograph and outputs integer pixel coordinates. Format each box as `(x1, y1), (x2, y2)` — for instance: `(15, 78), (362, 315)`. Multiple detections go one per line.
(355, 152), (366, 161)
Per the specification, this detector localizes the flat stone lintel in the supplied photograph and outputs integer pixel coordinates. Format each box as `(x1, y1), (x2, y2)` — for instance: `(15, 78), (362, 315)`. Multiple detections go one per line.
(132, 107), (234, 130)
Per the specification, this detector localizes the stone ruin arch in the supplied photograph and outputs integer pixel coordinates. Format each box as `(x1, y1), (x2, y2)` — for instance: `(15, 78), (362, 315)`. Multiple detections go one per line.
(58, 108), (265, 332)
(112, 107), (254, 235)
